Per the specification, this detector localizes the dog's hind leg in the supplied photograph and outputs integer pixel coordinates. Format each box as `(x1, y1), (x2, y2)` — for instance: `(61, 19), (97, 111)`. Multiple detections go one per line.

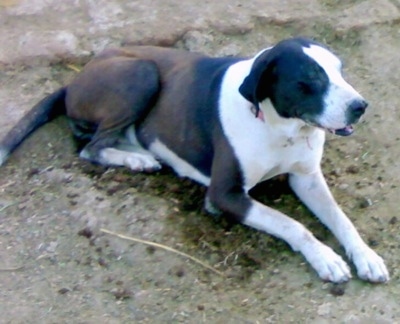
(79, 125), (161, 172)
(66, 56), (162, 172)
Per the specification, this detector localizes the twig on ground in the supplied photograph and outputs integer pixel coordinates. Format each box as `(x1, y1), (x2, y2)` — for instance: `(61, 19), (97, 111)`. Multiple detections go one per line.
(65, 64), (81, 73)
(0, 181), (15, 190)
(0, 202), (17, 212)
(0, 265), (24, 271)
(100, 228), (224, 277)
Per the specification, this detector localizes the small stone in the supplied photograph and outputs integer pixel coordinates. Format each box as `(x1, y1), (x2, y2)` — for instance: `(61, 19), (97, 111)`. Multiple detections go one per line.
(98, 257), (108, 267)
(27, 168), (40, 178)
(346, 165), (360, 174)
(168, 265), (185, 278)
(58, 287), (70, 295)
(66, 192), (79, 199)
(111, 287), (132, 300)
(358, 197), (373, 209)
(368, 239), (379, 247)
(78, 227), (93, 239)
(329, 284), (346, 296)
(146, 246), (156, 254)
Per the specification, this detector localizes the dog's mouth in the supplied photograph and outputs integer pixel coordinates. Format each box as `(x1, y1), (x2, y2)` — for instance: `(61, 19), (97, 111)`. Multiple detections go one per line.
(299, 113), (355, 137)
(327, 125), (354, 136)
(302, 118), (355, 136)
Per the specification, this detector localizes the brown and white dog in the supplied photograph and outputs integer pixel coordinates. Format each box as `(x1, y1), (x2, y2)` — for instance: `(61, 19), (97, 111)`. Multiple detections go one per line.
(0, 37), (389, 283)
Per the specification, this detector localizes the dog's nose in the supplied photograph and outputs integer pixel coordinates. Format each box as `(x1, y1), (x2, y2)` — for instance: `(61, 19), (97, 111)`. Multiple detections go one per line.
(348, 99), (368, 121)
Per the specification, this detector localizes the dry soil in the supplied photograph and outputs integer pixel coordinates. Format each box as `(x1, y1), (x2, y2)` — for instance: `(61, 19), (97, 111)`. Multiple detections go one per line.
(1, 0), (400, 323)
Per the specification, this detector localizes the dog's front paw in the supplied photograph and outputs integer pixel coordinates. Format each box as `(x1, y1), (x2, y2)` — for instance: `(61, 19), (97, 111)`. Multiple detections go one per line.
(304, 244), (352, 283)
(350, 246), (389, 283)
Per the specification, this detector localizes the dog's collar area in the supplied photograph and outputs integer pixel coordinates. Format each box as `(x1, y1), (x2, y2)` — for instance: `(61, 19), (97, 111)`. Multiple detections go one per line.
(250, 105), (265, 122)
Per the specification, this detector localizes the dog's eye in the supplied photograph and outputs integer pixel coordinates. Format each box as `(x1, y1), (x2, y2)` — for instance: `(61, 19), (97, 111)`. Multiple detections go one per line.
(297, 81), (313, 95)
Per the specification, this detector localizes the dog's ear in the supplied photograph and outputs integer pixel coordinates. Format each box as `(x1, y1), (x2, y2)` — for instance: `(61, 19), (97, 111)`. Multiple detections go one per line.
(239, 53), (276, 117)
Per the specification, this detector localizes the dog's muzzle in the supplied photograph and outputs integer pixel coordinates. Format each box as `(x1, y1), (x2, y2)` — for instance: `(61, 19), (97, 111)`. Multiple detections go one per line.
(332, 99), (368, 137)
(347, 99), (368, 124)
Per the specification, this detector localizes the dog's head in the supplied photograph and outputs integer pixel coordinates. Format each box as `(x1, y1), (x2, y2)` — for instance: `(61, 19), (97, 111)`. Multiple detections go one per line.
(239, 37), (367, 136)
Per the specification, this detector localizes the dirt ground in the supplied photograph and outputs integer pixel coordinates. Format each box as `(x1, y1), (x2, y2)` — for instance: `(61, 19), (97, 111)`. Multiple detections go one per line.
(1, 0), (400, 323)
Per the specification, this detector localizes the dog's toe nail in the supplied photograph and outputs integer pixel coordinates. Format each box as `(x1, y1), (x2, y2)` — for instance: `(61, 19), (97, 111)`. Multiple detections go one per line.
(378, 274), (389, 282)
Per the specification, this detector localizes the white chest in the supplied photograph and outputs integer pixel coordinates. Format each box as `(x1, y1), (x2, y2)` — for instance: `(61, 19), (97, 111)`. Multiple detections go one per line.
(238, 132), (324, 190)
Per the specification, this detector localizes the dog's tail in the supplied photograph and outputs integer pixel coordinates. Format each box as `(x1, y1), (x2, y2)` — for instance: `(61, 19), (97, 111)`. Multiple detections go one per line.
(0, 87), (67, 166)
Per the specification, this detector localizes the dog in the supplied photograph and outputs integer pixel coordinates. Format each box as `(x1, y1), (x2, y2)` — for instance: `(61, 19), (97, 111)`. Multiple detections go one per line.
(0, 37), (389, 283)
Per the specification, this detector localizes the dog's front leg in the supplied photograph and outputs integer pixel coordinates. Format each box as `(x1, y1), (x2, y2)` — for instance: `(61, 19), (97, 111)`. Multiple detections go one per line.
(289, 170), (389, 282)
(207, 188), (352, 282)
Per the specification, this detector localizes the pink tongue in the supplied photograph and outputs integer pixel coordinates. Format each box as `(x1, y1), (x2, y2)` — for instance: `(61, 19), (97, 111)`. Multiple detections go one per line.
(334, 125), (354, 136)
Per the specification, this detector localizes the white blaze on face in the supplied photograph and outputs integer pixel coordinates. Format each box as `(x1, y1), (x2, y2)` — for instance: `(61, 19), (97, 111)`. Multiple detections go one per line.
(302, 45), (364, 130)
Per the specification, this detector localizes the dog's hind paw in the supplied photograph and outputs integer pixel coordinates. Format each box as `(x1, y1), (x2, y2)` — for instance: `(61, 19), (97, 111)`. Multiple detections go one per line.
(350, 246), (389, 283)
(97, 147), (161, 172)
(124, 154), (162, 172)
